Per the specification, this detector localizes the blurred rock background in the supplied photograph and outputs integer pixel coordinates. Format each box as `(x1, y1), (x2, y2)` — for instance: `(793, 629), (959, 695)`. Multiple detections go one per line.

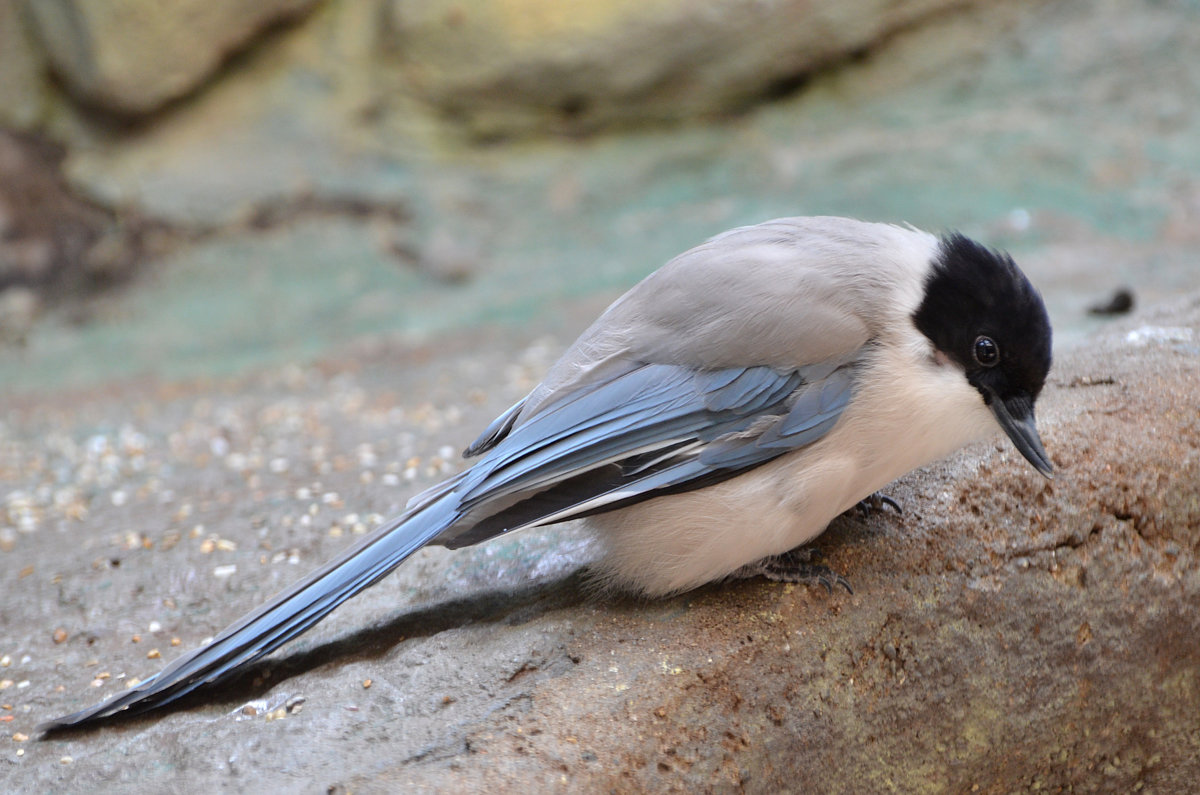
(0, 0), (1196, 391)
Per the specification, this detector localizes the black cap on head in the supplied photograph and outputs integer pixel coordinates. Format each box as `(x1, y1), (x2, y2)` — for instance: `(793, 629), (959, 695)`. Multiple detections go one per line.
(913, 233), (1054, 475)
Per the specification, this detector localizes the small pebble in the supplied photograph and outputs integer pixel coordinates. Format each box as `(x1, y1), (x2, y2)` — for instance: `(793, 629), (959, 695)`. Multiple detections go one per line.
(52, 628), (68, 644)
(1088, 287), (1135, 316)
(11, 732), (28, 742)
(147, 649), (161, 659)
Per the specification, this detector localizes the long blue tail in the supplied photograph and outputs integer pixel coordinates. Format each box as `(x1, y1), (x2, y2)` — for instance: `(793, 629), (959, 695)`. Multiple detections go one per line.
(40, 495), (460, 729)
(42, 359), (860, 730)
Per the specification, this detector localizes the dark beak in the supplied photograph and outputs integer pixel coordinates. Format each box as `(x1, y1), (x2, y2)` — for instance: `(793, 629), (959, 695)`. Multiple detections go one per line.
(989, 394), (1053, 478)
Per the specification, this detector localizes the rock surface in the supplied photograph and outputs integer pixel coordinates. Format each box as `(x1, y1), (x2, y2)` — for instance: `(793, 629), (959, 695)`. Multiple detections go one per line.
(0, 130), (138, 296)
(0, 0), (45, 129)
(3, 0), (991, 129)
(2, 0), (1195, 396)
(24, 0), (319, 115)
(4, 287), (1197, 793)
(382, 0), (977, 137)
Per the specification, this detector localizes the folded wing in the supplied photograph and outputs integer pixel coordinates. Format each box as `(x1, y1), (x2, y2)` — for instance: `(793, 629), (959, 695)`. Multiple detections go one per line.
(438, 356), (861, 548)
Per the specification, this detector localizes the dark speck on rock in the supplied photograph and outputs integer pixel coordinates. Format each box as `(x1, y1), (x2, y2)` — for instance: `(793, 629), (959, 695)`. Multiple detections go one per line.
(1087, 287), (1135, 316)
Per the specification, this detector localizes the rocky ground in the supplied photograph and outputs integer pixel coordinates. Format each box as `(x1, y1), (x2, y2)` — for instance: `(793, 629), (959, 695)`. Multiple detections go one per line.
(2, 284), (1197, 794)
(1, 0), (1198, 792)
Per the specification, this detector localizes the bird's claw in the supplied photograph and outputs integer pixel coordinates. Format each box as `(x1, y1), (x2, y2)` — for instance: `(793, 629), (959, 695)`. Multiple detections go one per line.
(853, 492), (902, 519)
(737, 547), (853, 594)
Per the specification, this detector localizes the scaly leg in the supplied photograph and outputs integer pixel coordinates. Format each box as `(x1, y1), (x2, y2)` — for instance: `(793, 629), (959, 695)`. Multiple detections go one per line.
(734, 546), (852, 594)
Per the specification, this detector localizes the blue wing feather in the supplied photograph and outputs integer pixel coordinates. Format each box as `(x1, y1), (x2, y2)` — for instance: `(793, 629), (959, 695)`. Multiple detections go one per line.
(438, 356), (862, 545)
(754, 366), (855, 449)
(463, 397), (526, 457)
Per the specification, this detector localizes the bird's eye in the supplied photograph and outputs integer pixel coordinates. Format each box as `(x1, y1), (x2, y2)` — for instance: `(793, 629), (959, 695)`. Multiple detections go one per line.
(973, 336), (999, 367)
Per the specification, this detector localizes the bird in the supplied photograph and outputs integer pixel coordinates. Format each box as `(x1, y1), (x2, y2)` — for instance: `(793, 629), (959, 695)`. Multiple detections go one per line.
(42, 216), (1053, 730)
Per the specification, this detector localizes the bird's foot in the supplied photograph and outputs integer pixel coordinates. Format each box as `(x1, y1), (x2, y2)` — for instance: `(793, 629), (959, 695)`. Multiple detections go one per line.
(735, 547), (852, 594)
(851, 491), (902, 520)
